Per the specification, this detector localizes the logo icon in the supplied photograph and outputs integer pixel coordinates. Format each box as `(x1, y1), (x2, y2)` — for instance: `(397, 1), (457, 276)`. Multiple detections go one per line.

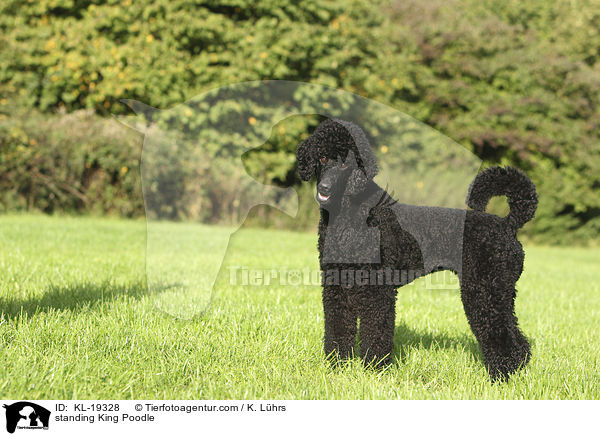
(3, 402), (50, 433)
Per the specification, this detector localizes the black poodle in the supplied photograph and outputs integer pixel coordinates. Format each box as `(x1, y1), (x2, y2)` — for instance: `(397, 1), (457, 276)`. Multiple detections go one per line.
(297, 118), (537, 381)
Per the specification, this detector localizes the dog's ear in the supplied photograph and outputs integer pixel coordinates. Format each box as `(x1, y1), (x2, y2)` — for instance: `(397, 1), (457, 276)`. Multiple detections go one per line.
(333, 119), (378, 181)
(345, 168), (369, 196)
(358, 142), (378, 181)
(341, 150), (369, 196)
(297, 135), (317, 181)
(335, 121), (378, 195)
(349, 125), (378, 181)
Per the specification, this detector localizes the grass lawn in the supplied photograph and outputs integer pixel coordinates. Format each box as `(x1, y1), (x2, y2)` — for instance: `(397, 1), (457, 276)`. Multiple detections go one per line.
(0, 214), (599, 399)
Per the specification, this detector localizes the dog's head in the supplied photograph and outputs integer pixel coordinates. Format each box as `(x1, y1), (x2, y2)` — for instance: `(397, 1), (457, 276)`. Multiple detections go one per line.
(297, 119), (378, 207)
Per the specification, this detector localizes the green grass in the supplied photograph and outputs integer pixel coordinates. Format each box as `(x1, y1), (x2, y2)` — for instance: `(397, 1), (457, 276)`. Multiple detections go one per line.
(0, 214), (599, 399)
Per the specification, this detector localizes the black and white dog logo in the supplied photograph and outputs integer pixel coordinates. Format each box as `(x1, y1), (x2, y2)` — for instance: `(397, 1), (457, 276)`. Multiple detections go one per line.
(3, 402), (50, 433)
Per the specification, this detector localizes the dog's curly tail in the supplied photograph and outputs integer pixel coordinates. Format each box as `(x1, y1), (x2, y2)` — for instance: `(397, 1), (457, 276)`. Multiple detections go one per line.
(467, 166), (538, 230)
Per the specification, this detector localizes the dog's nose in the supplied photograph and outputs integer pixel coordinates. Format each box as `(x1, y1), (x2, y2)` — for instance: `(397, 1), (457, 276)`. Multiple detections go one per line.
(318, 180), (331, 194)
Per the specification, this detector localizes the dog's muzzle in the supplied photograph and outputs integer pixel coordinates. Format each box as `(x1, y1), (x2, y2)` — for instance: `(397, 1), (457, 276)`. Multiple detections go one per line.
(317, 179), (332, 203)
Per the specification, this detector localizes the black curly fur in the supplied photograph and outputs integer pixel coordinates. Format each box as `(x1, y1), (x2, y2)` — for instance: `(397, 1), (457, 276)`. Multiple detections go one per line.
(297, 118), (537, 381)
(467, 166), (538, 231)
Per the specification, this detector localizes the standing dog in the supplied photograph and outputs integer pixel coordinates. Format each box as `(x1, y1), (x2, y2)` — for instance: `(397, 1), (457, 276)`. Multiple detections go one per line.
(297, 118), (537, 381)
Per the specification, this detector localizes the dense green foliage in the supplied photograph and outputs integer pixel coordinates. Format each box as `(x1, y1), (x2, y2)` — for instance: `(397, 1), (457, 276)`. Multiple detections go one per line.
(1, 0), (599, 242)
(0, 109), (143, 216)
(0, 0), (380, 112)
(382, 0), (600, 243)
(1, 215), (599, 398)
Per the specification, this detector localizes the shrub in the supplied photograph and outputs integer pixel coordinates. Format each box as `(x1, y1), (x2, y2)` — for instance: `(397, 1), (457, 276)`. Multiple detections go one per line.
(0, 109), (143, 216)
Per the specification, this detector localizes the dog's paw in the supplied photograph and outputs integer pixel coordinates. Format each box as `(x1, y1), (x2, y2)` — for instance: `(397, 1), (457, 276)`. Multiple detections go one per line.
(486, 348), (531, 382)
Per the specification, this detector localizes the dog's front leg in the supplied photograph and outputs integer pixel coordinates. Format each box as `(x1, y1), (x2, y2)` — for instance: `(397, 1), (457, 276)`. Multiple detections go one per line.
(359, 290), (396, 368)
(322, 286), (357, 361)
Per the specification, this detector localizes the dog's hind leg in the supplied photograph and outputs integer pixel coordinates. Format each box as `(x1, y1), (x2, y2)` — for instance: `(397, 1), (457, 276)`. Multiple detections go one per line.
(460, 284), (531, 381)
(358, 290), (396, 368)
(323, 286), (358, 361)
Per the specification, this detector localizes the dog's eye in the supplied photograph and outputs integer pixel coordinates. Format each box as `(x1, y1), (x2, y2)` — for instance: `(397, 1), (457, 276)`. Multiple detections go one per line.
(320, 157), (327, 164)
